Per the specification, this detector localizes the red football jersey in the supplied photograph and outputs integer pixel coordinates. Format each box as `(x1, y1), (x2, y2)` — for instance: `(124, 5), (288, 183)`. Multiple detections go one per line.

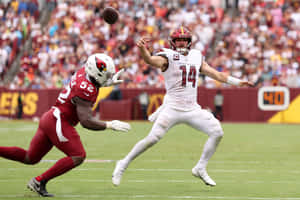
(54, 67), (98, 126)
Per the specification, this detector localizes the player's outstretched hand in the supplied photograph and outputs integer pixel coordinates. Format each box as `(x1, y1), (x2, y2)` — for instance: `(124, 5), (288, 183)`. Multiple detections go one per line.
(106, 120), (131, 132)
(239, 81), (254, 87)
(136, 37), (151, 49)
(112, 69), (124, 85)
(104, 69), (125, 86)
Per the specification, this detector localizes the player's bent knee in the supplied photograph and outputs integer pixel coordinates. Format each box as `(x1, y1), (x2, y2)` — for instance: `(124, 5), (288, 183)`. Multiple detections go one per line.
(72, 156), (86, 166)
(23, 154), (41, 165)
(215, 128), (224, 138)
(213, 126), (224, 139)
(210, 123), (224, 139)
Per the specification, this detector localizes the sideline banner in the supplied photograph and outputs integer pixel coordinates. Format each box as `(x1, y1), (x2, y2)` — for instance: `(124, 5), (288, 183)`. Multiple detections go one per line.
(0, 87), (299, 123)
(0, 88), (60, 119)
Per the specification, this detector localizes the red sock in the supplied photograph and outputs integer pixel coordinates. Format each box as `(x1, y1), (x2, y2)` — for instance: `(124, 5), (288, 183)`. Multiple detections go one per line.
(36, 157), (75, 182)
(0, 147), (27, 163)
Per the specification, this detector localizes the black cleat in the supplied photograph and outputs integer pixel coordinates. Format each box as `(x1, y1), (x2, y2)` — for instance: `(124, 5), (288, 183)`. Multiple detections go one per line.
(27, 178), (54, 197)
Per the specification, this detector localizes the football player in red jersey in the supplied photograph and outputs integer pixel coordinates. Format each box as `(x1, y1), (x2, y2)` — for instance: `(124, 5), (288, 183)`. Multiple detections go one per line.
(0, 54), (131, 197)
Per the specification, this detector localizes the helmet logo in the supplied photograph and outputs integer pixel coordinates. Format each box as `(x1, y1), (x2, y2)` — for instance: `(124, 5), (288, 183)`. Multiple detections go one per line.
(181, 26), (184, 35)
(95, 57), (107, 72)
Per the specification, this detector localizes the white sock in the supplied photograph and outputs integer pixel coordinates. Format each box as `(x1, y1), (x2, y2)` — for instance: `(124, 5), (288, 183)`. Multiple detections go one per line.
(196, 136), (222, 169)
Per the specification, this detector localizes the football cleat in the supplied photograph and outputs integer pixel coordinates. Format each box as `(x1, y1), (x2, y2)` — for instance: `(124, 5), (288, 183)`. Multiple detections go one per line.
(112, 160), (126, 186)
(27, 178), (54, 197)
(192, 167), (216, 186)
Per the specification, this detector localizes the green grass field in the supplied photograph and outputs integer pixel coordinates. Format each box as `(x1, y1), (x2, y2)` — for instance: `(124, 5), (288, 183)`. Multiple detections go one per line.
(0, 120), (300, 200)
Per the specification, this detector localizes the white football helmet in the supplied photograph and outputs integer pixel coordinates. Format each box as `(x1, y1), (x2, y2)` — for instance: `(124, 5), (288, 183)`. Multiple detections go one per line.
(85, 53), (116, 85)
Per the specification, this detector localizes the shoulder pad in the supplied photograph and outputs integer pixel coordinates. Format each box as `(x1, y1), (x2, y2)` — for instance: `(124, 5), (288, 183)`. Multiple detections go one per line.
(190, 49), (202, 56)
(155, 48), (175, 57)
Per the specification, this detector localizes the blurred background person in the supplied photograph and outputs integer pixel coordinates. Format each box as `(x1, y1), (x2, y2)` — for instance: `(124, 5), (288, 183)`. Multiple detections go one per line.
(213, 89), (224, 121)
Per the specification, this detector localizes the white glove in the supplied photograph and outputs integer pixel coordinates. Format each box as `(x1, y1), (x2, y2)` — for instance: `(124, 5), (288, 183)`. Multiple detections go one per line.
(104, 69), (124, 87)
(106, 120), (131, 132)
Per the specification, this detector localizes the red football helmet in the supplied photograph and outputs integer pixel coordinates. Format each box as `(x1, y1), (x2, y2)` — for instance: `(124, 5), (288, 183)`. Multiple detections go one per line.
(169, 26), (192, 54)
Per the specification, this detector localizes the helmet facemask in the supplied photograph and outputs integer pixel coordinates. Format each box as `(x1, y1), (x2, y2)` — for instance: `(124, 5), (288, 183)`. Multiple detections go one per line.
(170, 38), (192, 55)
(169, 26), (192, 55)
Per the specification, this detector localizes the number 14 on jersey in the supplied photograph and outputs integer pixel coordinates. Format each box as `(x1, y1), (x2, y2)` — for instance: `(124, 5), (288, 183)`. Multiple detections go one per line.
(180, 65), (196, 87)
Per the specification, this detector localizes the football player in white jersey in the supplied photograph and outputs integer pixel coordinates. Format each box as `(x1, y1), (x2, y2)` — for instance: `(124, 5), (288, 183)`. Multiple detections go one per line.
(112, 26), (253, 187)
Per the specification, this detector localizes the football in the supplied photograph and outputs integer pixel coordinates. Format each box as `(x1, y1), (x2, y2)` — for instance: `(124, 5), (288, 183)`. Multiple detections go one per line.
(102, 7), (119, 25)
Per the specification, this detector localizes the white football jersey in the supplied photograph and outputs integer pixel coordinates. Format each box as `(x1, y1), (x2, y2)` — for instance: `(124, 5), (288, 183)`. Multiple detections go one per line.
(156, 48), (203, 111)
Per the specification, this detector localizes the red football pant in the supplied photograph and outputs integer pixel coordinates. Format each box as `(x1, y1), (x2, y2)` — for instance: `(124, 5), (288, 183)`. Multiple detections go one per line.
(0, 109), (86, 182)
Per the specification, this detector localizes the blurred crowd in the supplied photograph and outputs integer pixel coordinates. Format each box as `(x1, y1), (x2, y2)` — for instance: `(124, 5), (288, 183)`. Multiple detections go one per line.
(0, 0), (299, 89)
(207, 0), (300, 88)
(0, 0), (39, 83)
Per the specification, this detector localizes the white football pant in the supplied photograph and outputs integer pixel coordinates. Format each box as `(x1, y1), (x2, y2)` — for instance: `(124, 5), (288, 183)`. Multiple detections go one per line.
(121, 105), (224, 170)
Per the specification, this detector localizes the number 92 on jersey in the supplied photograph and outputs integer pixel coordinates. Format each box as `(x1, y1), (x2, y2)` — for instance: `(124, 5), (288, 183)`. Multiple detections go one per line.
(258, 86), (290, 111)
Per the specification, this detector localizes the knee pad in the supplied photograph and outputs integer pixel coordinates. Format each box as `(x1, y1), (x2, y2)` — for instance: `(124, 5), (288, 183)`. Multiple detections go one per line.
(24, 154), (41, 165)
(71, 148), (86, 158)
(212, 126), (224, 138)
(80, 150), (87, 158)
(70, 148), (86, 165)
(72, 156), (86, 166)
(214, 127), (224, 139)
(210, 121), (224, 139)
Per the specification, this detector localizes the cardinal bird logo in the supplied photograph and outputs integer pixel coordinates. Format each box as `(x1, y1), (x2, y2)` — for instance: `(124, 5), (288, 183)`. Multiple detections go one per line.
(95, 57), (107, 72)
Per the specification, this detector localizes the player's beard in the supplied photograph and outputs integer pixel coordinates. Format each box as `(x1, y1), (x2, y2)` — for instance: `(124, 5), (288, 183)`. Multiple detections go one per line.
(176, 47), (188, 55)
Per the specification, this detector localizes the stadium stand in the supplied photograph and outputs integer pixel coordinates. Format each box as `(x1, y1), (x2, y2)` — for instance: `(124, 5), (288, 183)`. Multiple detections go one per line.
(1, 0), (299, 89)
(0, 0), (40, 83)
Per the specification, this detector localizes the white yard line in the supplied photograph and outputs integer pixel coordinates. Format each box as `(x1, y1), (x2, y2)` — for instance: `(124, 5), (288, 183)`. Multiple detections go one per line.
(0, 179), (297, 184)
(0, 194), (299, 200)
(0, 126), (36, 132)
(0, 159), (297, 164)
(1, 167), (300, 174)
(40, 159), (114, 163)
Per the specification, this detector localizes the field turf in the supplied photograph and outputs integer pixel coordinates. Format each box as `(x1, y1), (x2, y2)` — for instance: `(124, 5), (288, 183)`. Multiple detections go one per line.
(0, 120), (299, 200)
